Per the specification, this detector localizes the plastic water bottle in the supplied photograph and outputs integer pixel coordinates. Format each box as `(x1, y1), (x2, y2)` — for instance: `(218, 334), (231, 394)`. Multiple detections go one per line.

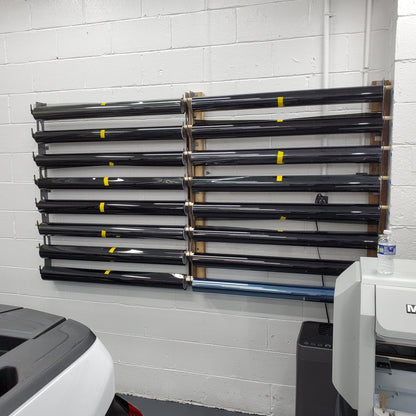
(377, 229), (396, 275)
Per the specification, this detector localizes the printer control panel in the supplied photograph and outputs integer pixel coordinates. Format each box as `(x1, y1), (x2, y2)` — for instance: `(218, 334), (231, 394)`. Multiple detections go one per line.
(298, 322), (333, 349)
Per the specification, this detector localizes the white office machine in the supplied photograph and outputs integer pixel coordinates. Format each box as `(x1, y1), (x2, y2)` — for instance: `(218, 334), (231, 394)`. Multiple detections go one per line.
(333, 257), (416, 416)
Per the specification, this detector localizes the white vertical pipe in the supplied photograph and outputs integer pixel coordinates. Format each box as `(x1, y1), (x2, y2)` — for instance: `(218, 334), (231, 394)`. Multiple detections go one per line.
(360, 0), (373, 172)
(323, 0), (330, 90)
(322, 0), (331, 175)
(363, 0), (373, 87)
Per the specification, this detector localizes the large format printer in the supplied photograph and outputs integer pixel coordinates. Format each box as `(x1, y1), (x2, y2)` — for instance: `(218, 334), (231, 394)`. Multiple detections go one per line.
(333, 257), (416, 416)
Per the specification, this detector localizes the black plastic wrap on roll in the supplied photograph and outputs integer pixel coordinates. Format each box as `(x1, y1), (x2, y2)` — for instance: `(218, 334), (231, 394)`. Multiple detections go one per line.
(191, 227), (378, 249)
(191, 85), (384, 111)
(191, 174), (380, 193)
(40, 266), (188, 289)
(31, 99), (184, 120)
(32, 126), (183, 143)
(191, 253), (352, 275)
(38, 223), (185, 240)
(190, 146), (383, 166)
(39, 245), (187, 265)
(34, 146), (383, 168)
(190, 115), (383, 139)
(192, 202), (381, 223)
(34, 151), (184, 168)
(35, 176), (184, 190)
(36, 200), (186, 216)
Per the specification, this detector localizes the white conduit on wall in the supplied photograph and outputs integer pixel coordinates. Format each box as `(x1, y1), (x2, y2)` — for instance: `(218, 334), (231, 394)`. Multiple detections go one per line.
(322, 0), (331, 176)
(361, 0), (373, 172)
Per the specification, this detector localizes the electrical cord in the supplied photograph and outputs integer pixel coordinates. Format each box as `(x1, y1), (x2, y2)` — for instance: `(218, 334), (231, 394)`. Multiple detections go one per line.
(315, 193), (330, 323)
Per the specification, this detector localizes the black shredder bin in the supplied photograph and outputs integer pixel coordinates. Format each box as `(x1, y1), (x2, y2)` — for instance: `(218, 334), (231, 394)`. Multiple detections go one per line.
(295, 321), (337, 416)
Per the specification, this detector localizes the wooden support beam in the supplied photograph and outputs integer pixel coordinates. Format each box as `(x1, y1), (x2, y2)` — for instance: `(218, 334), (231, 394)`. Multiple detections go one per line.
(368, 80), (391, 257)
(185, 92), (206, 278)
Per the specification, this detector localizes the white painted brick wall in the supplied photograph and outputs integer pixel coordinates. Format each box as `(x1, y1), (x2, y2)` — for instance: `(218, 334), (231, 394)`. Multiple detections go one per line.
(112, 17), (171, 53)
(398, 0), (416, 16)
(84, 0), (142, 23)
(390, 1), (416, 260)
(171, 10), (236, 47)
(57, 24), (112, 58)
(0, 1), (400, 416)
(5, 30), (57, 63)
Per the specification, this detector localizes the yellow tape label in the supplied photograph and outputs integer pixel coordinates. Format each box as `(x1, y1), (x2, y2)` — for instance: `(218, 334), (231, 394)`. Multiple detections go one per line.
(277, 119), (283, 123)
(277, 230), (283, 232)
(101, 102), (106, 106)
(103, 177), (109, 186)
(100, 129), (105, 138)
(276, 175), (283, 182)
(101, 230), (106, 238)
(99, 202), (105, 213)
(109, 162), (114, 166)
(109, 247), (116, 253)
(280, 216), (286, 220)
(104, 270), (111, 275)
(277, 96), (284, 107)
(277, 151), (284, 164)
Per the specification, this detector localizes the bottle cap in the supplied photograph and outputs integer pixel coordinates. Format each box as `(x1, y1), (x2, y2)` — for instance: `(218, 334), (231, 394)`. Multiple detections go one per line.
(384, 229), (391, 235)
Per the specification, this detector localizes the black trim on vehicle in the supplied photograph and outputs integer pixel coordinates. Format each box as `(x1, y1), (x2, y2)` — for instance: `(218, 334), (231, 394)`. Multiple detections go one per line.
(0, 306), (96, 415)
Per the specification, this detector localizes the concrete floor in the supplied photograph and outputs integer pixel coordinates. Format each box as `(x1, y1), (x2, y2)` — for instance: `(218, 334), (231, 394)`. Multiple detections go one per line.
(122, 395), (258, 416)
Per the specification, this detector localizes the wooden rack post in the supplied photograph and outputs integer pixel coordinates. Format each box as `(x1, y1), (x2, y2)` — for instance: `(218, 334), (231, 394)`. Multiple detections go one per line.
(368, 80), (392, 256)
(184, 92), (206, 278)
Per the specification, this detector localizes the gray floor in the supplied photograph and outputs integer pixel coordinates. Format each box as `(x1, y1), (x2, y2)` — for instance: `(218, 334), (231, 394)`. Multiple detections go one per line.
(122, 395), (257, 416)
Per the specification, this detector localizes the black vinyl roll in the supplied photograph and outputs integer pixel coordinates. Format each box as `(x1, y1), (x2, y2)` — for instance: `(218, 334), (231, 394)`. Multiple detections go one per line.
(36, 222), (377, 249)
(38, 223), (185, 240)
(31, 99), (184, 120)
(35, 176), (184, 190)
(193, 112), (379, 124)
(32, 126), (183, 143)
(35, 200), (380, 222)
(36, 200), (186, 216)
(192, 227), (378, 249)
(191, 253), (352, 275)
(34, 146), (382, 169)
(191, 85), (384, 111)
(39, 244), (187, 265)
(34, 151), (184, 168)
(40, 266), (188, 289)
(190, 115), (383, 139)
(192, 202), (381, 223)
(190, 146), (382, 166)
(191, 174), (380, 193)
(35, 174), (380, 192)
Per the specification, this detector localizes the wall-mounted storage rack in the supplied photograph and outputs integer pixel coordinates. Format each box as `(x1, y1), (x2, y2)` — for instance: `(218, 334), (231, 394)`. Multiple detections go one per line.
(32, 82), (392, 303)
